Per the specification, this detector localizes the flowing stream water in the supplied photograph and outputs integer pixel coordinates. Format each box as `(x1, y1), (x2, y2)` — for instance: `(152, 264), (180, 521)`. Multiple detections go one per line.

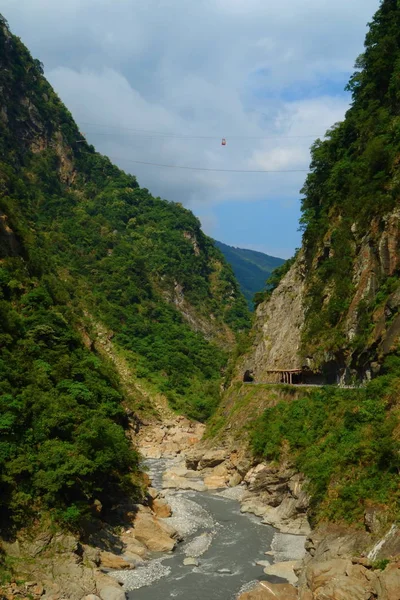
(112, 459), (305, 600)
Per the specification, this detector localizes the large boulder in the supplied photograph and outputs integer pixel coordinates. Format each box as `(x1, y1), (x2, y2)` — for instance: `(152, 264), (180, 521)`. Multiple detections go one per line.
(122, 551), (145, 565)
(261, 498), (311, 535)
(228, 472), (243, 487)
(263, 560), (302, 585)
(162, 472), (206, 492)
(99, 551), (132, 570)
(302, 558), (379, 600)
(132, 507), (177, 552)
(199, 449), (228, 469)
(203, 461), (231, 489)
(203, 474), (228, 489)
(120, 531), (148, 559)
(376, 562), (400, 600)
(151, 498), (172, 518)
(185, 450), (203, 471)
(98, 586), (125, 600)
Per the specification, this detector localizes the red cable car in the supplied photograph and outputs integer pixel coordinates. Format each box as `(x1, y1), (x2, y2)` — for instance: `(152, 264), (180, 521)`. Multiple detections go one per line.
(221, 138), (226, 146)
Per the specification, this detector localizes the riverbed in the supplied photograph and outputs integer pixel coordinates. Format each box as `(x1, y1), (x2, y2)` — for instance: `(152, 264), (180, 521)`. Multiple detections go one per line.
(111, 459), (305, 599)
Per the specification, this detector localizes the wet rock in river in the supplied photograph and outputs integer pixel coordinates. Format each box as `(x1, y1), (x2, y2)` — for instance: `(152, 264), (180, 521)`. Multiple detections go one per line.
(183, 533), (213, 558)
(183, 557), (199, 566)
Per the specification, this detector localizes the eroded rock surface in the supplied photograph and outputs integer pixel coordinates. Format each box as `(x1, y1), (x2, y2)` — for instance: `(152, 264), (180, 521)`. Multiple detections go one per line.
(132, 506), (178, 552)
(138, 416), (205, 459)
(297, 525), (400, 600)
(241, 463), (311, 535)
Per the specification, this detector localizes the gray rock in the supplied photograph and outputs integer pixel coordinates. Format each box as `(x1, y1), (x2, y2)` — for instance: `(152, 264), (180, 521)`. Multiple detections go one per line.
(199, 449), (227, 469)
(183, 557), (199, 566)
(99, 586), (125, 600)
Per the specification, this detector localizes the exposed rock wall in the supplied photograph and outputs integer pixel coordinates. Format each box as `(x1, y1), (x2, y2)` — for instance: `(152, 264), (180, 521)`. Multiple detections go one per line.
(296, 524), (400, 600)
(239, 208), (400, 380)
(0, 211), (22, 257)
(240, 254), (306, 378)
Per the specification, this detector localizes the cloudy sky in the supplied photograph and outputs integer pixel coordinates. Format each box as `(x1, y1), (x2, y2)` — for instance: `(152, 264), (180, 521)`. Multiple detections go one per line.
(4, 0), (380, 257)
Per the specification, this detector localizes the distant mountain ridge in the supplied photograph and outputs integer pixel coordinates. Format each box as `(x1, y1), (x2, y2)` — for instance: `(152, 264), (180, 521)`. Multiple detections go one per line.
(214, 241), (284, 309)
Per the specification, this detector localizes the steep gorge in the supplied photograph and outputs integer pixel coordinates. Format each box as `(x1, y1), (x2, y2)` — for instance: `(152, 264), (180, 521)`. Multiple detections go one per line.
(203, 1), (400, 597)
(2, 1), (400, 599)
(0, 11), (250, 580)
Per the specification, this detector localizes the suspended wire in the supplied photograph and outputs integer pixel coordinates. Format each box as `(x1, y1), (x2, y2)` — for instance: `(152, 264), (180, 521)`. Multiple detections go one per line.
(98, 154), (309, 173)
(78, 121), (322, 141)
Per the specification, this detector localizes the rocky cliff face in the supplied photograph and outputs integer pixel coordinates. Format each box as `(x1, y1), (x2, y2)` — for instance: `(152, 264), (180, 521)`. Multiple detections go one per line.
(240, 254), (306, 378)
(240, 0), (400, 382)
(242, 206), (400, 382)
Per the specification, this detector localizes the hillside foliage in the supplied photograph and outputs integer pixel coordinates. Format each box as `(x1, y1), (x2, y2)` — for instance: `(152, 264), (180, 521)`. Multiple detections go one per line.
(235, 0), (400, 527)
(0, 14), (249, 531)
(251, 369), (400, 523)
(299, 0), (400, 358)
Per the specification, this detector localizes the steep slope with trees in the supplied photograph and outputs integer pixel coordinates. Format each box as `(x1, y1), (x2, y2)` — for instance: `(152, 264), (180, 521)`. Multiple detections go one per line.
(213, 0), (400, 530)
(0, 14), (249, 536)
(241, 0), (400, 382)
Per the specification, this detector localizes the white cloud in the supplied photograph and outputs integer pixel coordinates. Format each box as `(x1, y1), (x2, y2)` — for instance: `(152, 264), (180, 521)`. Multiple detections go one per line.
(2, 0), (381, 251)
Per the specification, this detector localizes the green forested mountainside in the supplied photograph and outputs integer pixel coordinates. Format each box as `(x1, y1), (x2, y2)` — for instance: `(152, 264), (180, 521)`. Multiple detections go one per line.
(0, 15), (249, 530)
(212, 0), (400, 527)
(214, 241), (284, 309)
(299, 0), (400, 363)
(291, 0), (400, 521)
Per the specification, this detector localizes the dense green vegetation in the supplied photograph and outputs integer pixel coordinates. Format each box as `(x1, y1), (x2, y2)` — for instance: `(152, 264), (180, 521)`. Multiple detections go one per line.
(246, 1), (400, 526)
(0, 253), (141, 531)
(0, 14), (249, 531)
(299, 0), (400, 359)
(215, 241), (284, 310)
(251, 363), (400, 523)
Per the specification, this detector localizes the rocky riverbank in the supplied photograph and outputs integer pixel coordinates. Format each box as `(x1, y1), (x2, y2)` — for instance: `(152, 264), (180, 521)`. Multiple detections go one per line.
(140, 419), (400, 600)
(0, 418), (197, 600)
(1, 415), (399, 600)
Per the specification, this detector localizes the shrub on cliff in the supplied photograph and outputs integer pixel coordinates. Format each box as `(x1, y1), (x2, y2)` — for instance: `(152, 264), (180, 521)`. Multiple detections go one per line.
(251, 376), (400, 523)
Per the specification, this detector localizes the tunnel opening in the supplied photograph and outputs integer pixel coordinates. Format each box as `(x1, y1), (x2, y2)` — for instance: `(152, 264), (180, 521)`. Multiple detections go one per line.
(243, 370), (254, 382)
